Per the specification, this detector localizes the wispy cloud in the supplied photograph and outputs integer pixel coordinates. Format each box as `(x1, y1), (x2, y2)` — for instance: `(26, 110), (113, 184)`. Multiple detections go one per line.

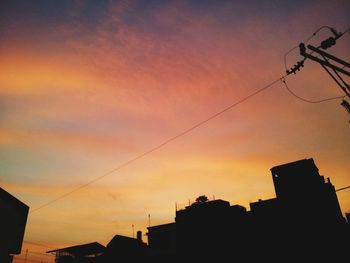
(1, 1), (349, 259)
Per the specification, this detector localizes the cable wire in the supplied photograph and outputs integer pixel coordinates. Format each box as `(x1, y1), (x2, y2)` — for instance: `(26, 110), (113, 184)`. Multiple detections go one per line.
(336, 185), (350, 192)
(282, 78), (345, 103)
(23, 241), (57, 249)
(29, 26), (350, 213)
(30, 75), (287, 213)
(23, 251), (54, 257)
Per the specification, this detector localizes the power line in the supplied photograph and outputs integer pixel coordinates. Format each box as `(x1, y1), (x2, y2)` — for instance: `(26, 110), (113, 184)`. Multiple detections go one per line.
(23, 241), (57, 249)
(22, 251), (55, 257)
(282, 78), (345, 104)
(336, 185), (350, 192)
(30, 74), (287, 213)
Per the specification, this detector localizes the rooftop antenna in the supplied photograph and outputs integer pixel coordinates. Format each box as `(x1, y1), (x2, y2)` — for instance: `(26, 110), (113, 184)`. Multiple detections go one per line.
(132, 224), (134, 238)
(148, 214), (151, 227)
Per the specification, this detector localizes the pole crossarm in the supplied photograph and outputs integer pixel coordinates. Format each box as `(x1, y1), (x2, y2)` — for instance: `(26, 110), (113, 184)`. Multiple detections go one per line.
(299, 43), (350, 77)
(307, 45), (350, 68)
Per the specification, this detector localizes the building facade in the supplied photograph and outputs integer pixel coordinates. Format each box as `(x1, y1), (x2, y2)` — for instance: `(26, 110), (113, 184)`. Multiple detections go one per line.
(0, 187), (29, 263)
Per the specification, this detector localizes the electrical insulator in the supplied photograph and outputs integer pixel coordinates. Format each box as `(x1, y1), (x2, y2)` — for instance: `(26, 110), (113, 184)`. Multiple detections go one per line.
(321, 37), (336, 49)
(330, 28), (343, 39)
(296, 61), (304, 69)
(287, 60), (304, 75)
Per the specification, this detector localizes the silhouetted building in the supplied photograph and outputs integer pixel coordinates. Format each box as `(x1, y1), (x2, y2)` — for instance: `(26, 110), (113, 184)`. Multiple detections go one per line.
(147, 199), (249, 261)
(0, 187), (29, 263)
(100, 233), (147, 262)
(249, 158), (346, 261)
(45, 158), (348, 262)
(147, 223), (176, 262)
(270, 158), (344, 224)
(176, 199), (238, 260)
(47, 242), (105, 263)
(147, 158), (348, 262)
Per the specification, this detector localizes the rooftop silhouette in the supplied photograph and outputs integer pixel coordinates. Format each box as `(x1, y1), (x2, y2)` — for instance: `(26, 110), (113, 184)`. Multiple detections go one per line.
(46, 158), (349, 263)
(47, 242), (105, 262)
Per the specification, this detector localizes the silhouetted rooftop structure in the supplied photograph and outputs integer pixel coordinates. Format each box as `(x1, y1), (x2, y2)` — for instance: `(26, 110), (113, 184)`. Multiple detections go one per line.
(101, 233), (147, 262)
(176, 199), (231, 221)
(47, 242), (105, 263)
(250, 198), (280, 215)
(192, 200), (247, 256)
(45, 158), (349, 263)
(0, 187), (29, 263)
(106, 234), (147, 250)
(147, 223), (176, 260)
(47, 242), (105, 255)
(270, 158), (344, 225)
(271, 158), (324, 198)
(147, 158), (348, 262)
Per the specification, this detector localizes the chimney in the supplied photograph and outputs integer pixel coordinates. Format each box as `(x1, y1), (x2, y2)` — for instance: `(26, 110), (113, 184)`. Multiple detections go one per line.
(137, 230), (142, 242)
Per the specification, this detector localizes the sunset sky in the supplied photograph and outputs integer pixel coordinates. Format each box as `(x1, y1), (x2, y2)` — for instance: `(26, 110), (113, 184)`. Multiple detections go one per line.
(1, 0), (349, 262)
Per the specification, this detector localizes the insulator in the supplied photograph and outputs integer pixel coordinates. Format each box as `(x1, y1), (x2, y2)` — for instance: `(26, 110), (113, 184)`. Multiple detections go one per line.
(321, 37), (336, 49)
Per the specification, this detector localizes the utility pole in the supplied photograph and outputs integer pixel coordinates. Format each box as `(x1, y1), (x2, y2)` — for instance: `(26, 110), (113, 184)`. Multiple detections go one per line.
(287, 27), (350, 119)
(299, 42), (350, 96)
